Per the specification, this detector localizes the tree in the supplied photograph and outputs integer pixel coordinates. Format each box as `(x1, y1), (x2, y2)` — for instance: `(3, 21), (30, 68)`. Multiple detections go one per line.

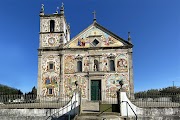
(25, 86), (37, 101)
(0, 84), (23, 95)
(31, 86), (37, 95)
(134, 86), (180, 101)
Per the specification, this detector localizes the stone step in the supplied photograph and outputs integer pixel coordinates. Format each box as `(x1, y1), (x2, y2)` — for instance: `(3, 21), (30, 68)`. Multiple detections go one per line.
(82, 101), (99, 112)
(80, 112), (120, 116)
(75, 112), (129, 120)
(74, 115), (124, 120)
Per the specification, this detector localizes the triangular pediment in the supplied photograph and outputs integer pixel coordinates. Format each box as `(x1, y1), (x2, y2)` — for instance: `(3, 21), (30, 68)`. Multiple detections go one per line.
(64, 22), (132, 48)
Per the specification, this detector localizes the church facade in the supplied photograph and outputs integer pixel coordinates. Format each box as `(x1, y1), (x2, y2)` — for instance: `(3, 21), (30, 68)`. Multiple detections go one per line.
(37, 4), (134, 101)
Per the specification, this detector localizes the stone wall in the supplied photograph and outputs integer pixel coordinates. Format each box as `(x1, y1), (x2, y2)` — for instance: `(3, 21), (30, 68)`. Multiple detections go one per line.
(120, 91), (180, 120)
(137, 107), (180, 120)
(0, 91), (80, 120)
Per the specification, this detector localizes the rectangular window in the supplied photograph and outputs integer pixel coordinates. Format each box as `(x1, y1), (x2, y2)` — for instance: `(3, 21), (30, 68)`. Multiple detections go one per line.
(48, 62), (54, 71)
(49, 63), (54, 70)
(48, 88), (53, 95)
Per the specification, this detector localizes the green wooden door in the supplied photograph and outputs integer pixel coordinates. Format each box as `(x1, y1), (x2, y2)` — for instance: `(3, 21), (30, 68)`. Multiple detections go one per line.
(91, 80), (101, 101)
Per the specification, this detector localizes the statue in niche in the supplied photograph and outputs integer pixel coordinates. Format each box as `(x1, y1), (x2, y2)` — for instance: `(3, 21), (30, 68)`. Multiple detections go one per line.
(94, 64), (97, 71)
(102, 59), (108, 71)
(84, 59), (89, 72)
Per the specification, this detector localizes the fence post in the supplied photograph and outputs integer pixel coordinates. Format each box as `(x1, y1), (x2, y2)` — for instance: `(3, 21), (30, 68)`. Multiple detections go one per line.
(79, 88), (82, 115)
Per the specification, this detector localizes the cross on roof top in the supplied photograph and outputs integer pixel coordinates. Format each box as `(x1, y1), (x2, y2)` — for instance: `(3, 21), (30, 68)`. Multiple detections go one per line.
(92, 10), (96, 22)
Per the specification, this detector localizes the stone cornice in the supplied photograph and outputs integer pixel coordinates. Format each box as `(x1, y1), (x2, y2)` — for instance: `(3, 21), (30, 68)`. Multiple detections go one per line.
(39, 14), (62, 17)
(38, 45), (132, 52)
(39, 31), (64, 34)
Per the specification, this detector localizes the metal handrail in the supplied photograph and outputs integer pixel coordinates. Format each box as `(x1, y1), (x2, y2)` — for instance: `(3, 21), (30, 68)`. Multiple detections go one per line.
(46, 101), (77, 120)
(46, 91), (80, 120)
(46, 101), (78, 120)
(122, 101), (137, 120)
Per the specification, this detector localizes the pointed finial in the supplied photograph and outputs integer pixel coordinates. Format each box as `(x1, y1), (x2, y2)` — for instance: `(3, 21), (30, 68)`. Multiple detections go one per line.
(68, 23), (70, 30)
(61, 2), (64, 10)
(60, 2), (64, 15)
(92, 10), (96, 22)
(128, 32), (131, 43)
(40, 4), (44, 13)
(56, 7), (59, 14)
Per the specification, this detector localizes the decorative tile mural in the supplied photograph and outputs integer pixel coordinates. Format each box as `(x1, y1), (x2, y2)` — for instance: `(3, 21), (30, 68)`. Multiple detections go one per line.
(116, 53), (128, 73)
(40, 19), (49, 32)
(104, 73), (129, 98)
(41, 54), (60, 96)
(41, 33), (61, 47)
(64, 75), (87, 98)
(41, 72), (59, 96)
(64, 55), (75, 73)
(68, 27), (123, 48)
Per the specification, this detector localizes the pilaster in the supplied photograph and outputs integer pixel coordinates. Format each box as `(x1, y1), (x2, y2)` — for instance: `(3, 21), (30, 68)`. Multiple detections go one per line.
(128, 48), (134, 99)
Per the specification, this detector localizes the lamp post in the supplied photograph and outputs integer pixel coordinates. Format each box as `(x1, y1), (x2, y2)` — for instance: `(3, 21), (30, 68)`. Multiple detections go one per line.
(119, 80), (124, 90)
(117, 80), (124, 114)
(75, 81), (78, 89)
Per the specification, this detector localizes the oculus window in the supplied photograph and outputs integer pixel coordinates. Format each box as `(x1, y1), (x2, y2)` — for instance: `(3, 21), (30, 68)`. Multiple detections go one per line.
(92, 39), (99, 46)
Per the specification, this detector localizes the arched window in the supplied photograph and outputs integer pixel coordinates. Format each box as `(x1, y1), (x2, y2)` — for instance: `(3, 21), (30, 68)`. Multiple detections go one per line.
(94, 60), (99, 71)
(110, 60), (115, 71)
(77, 61), (82, 72)
(50, 20), (55, 32)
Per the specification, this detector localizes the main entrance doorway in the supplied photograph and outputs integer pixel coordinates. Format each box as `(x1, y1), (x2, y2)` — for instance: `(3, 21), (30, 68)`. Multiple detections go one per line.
(91, 80), (101, 101)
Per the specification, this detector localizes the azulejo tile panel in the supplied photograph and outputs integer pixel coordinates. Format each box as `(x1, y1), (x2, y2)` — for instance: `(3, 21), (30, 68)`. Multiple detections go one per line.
(104, 73), (129, 98)
(64, 75), (87, 98)
(64, 55), (75, 73)
(41, 54), (60, 97)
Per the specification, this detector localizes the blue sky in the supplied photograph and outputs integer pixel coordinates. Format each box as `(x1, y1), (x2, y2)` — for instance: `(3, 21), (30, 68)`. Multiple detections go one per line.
(0, 0), (179, 93)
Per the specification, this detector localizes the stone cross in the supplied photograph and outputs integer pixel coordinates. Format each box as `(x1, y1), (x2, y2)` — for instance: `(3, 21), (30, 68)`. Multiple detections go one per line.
(92, 10), (96, 21)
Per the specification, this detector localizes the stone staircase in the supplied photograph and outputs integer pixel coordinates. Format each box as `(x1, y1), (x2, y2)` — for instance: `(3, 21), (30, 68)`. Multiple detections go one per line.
(76, 101), (126, 120)
(74, 112), (124, 120)
(82, 101), (99, 112)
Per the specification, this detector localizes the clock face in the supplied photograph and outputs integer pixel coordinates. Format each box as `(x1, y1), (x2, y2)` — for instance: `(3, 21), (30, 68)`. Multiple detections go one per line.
(48, 38), (55, 45)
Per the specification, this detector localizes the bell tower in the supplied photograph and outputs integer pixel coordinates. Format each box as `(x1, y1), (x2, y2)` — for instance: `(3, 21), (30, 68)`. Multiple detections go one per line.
(37, 3), (70, 99)
(39, 3), (70, 48)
